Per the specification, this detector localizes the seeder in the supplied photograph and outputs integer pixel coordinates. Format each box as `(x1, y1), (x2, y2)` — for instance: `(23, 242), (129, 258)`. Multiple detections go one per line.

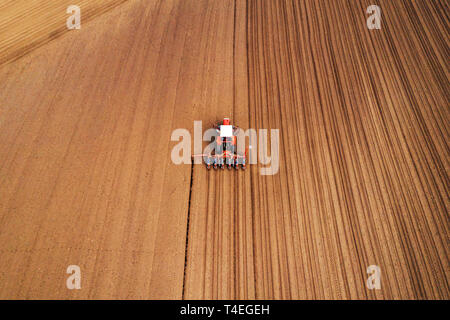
(193, 118), (246, 170)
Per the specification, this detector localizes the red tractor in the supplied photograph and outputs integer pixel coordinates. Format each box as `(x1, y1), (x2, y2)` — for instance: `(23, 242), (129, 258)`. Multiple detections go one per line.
(193, 118), (246, 170)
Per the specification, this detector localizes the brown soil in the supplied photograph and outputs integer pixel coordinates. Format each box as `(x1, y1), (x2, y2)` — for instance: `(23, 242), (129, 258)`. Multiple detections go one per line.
(0, 0), (448, 299)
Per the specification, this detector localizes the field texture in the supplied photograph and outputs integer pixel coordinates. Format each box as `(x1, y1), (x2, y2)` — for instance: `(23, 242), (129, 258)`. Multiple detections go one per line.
(0, 0), (448, 299)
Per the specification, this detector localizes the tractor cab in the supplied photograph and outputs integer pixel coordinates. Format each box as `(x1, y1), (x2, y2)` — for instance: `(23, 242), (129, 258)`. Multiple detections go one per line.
(214, 118), (237, 169)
